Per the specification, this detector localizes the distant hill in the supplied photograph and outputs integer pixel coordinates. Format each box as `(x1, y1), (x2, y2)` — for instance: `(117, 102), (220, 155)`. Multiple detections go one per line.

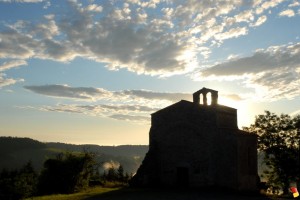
(46, 142), (148, 157)
(0, 136), (265, 178)
(0, 137), (148, 174)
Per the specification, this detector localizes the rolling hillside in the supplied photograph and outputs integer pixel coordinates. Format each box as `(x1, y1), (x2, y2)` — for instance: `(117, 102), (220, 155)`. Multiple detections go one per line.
(0, 137), (148, 174)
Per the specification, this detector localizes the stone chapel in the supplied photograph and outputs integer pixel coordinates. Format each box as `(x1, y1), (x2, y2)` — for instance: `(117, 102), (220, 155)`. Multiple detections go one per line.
(131, 87), (258, 191)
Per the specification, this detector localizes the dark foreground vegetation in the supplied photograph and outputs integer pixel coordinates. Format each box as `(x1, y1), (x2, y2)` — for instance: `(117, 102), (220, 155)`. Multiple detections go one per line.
(0, 151), (131, 199)
(26, 187), (287, 200)
(244, 111), (300, 195)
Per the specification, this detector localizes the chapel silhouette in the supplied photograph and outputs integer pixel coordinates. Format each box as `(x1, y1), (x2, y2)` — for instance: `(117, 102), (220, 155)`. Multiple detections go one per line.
(131, 87), (258, 191)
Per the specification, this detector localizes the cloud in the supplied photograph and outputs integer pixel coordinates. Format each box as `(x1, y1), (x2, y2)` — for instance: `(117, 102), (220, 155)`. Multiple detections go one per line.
(235, 10), (254, 23)
(214, 27), (248, 41)
(24, 84), (192, 103)
(22, 84), (245, 122)
(0, 73), (24, 87)
(120, 90), (192, 102)
(288, 1), (300, 7)
(223, 94), (244, 101)
(251, 15), (267, 27)
(20, 95), (243, 123)
(0, 60), (27, 71)
(85, 4), (103, 12)
(290, 109), (300, 117)
(0, 0), (44, 2)
(0, 60), (26, 88)
(261, 0), (285, 10)
(0, 60), (27, 89)
(0, 0), (288, 76)
(194, 43), (300, 101)
(22, 84), (196, 123)
(109, 114), (150, 122)
(254, 0), (286, 14)
(279, 9), (295, 17)
(19, 103), (152, 123)
(24, 85), (112, 101)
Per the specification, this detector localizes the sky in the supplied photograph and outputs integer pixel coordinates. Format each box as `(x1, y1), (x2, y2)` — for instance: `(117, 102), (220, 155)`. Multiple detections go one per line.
(0, 0), (300, 145)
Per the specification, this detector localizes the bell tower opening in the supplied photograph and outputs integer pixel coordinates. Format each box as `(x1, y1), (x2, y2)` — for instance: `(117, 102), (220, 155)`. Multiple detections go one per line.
(207, 92), (212, 105)
(193, 87), (218, 106)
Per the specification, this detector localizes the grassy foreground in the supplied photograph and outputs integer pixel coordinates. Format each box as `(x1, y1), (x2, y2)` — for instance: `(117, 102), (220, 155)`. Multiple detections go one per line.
(25, 187), (120, 200)
(26, 187), (290, 200)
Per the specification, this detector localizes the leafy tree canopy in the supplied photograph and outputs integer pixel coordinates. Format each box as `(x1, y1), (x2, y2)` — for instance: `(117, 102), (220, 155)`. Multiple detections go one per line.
(37, 151), (97, 195)
(244, 111), (300, 194)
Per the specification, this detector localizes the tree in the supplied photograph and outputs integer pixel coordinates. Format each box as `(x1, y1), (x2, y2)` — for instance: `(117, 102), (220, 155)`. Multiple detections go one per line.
(106, 167), (117, 182)
(37, 151), (97, 195)
(0, 161), (38, 200)
(244, 111), (300, 194)
(117, 165), (124, 181)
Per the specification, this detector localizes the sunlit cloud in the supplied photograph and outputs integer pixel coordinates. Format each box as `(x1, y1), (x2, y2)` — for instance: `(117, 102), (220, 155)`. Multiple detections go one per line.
(261, 0), (285, 10)
(290, 109), (300, 117)
(193, 43), (300, 101)
(0, 60), (26, 87)
(84, 4), (103, 12)
(0, 73), (24, 87)
(288, 1), (300, 7)
(0, 0), (44, 2)
(24, 85), (112, 101)
(0, 0), (292, 77)
(279, 9), (295, 17)
(214, 27), (248, 41)
(251, 15), (267, 27)
(1, 0), (299, 104)
(0, 60), (27, 71)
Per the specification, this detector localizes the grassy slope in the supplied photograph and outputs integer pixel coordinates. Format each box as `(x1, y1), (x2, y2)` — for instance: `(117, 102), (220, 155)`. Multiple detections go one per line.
(26, 187), (120, 200)
(25, 187), (289, 200)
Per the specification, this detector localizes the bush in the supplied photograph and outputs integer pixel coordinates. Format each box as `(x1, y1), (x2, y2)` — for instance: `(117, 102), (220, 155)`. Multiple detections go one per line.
(0, 161), (37, 200)
(37, 152), (96, 195)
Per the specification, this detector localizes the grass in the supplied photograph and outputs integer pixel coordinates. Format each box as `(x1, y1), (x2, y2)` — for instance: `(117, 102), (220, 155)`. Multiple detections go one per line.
(25, 187), (120, 200)
(25, 186), (293, 200)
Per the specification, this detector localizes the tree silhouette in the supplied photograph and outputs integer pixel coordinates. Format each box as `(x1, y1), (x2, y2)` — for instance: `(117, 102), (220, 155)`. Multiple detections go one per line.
(37, 152), (97, 195)
(244, 111), (300, 194)
(0, 161), (37, 200)
(117, 165), (124, 181)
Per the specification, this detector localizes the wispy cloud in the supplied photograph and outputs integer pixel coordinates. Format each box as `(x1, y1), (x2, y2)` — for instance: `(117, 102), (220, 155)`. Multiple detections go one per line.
(194, 43), (300, 101)
(251, 15), (267, 27)
(0, 73), (24, 87)
(24, 85), (112, 101)
(18, 103), (153, 123)
(290, 109), (300, 117)
(120, 90), (192, 102)
(0, 0), (44, 2)
(22, 84), (244, 122)
(0, 60), (27, 72)
(0, 60), (26, 87)
(24, 84), (193, 103)
(23, 84), (190, 123)
(288, 1), (300, 7)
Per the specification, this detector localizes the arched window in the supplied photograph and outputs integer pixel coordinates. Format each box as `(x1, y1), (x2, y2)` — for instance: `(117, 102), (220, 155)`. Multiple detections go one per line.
(200, 93), (204, 105)
(207, 92), (212, 105)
